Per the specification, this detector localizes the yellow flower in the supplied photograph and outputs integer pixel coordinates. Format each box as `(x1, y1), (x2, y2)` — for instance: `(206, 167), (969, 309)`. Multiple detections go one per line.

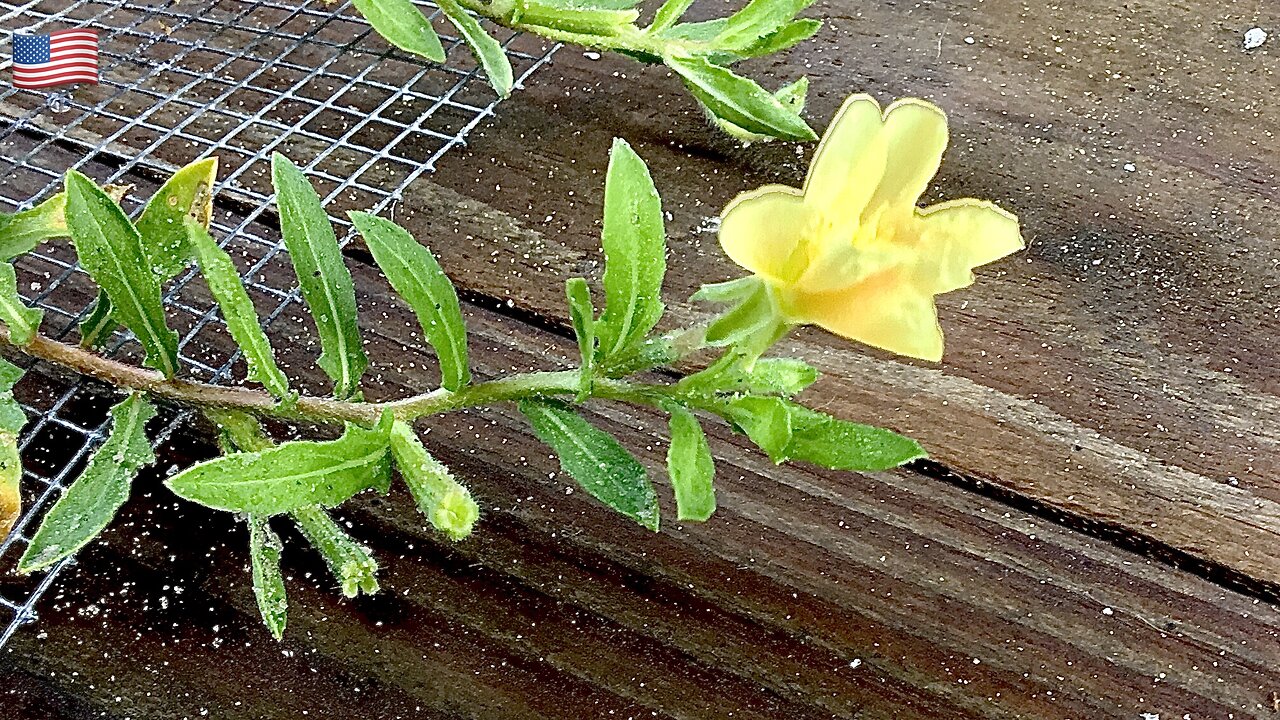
(717, 94), (1023, 362)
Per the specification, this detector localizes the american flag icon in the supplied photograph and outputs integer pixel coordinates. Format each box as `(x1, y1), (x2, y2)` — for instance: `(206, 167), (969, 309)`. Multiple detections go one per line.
(11, 29), (99, 89)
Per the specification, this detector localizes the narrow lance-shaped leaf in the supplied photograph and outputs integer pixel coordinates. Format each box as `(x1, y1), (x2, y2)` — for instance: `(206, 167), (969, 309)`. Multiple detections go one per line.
(648, 0), (695, 33)
(352, 0), (446, 62)
(389, 420), (479, 540)
(564, 277), (595, 397)
(350, 211), (470, 391)
(595, 138), (666, 360)
(187, 221), (291, 399)
(18, 394), (157, 574)
(724, 395), (792, 462)
(436, 0), (514, 97)
(81, 158), (219, 348)
(64, 171), (180, 377)
(714, 0), (812, 51)
(666, 55), (817, 142)
(248, 515), (288, 640)
(272, 154), (367, 399)
(291, 505), (379, 597)
(0, 358), (25, 539)
(783, 404), (927, 471)
(0, 262), (42, 345)
(165, 412), (393, 516)
(517, 2), (639, 35)
(735, 18), (821, 58)
(519, 398), (659, 531)
(715, 77), (808, 143)
(665, 403), (715, 522)
(0, 193), (67, 261)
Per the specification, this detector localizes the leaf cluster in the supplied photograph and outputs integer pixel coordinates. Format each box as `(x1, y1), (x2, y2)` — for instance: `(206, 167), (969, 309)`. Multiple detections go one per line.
(353, 0), (820, 141)
(0, 144), (923, 640)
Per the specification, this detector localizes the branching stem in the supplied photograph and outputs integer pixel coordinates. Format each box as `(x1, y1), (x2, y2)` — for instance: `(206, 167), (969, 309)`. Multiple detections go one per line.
(0, 327), (690, 429)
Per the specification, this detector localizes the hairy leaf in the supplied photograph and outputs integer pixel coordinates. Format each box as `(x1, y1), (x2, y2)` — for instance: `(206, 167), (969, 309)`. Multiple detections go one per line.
(538, 0), (640, 9)
(352, 0), (446, 62)
(248, 515), (288, 640)
(667, 55), (816, 141)
(715, 0), (812, 51)
(724, 395), (792, 461)
(65, 171), (180, 377)
(187, 221), (291, 399)
(272, 154), (367, 399)
(565, 277), (596, 396)
(0, 193), (67, 261)
(350, 211), (469, 391)
(519, 398), (659, 530)
(165, 412), (393, 515)
(715, 77), (808, 142)
(0, 262), (42, 345)
(437, 0), (514, 97)
(389, 421), (479, 541)
(18, 395), (157, 574)
(784, 405), (926, 471)
(291, 505), (379, 597)
(703, 278), (776, 346)
(595, 138), (666, 360)
(665, 403), (715, 521)
(0, 358), (22, 539)
(738, 18), (820, 57)
(648, 0), (695, 33)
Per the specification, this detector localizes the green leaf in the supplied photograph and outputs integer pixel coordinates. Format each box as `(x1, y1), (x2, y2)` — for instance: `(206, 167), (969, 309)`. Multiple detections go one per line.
(680, 352), (815, 398)
(600, 333), (677, 377)
(165, 412), (393, 516)
(737, 18), (820, 57)
(714, 77), (808, 142)
(136, 157), (219, 279)
(436, 0), (514, 97)
(0, 262), (42, 345)
(666, 55), (816, 141)
(389, 421), (479, 541)
(663, 18), (726, 42)
(247, 515), (288, 640)
(691, 276), (760, 303)
(565, 277), (595, 397)
(0, 193), (67, 261)
(352, 0), (446, 62)
(714, 0), (812, 51)
(595, 138), (666, 360)
(538, 0), (640, 10)
(207, 408), (274, 454)
(291, 505), (379, 597)
(703, 278), (777, 346)
(78, 293), (116, 349)
(0, 357), (26, 436)
(18, 395), (157, 574)
(65, 171), (180, 377)
(665, 403), (715, 521)
(80, 158), (219, 345)
(724, 395), (792, 462)
(272, 154), (368, 399)
(648, 0), (695, 33)
(187, 221), (291, 400)
(518, 2), (640, 35)
(349, 211), (469, 392)
(519, 398), (659, 531)
(783, 405), (927, 471)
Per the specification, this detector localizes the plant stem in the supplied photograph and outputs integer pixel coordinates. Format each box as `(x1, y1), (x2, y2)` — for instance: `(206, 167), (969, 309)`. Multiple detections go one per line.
(0, 327), (690, 429)
(452, 0), (700, 58)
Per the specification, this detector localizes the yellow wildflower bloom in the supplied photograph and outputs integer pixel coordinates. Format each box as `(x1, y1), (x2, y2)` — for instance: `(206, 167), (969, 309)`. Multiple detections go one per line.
(717, 94), (1023, 361)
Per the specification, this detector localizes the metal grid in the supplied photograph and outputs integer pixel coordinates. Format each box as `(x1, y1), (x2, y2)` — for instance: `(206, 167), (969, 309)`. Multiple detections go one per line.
(0, 0), (555, 646)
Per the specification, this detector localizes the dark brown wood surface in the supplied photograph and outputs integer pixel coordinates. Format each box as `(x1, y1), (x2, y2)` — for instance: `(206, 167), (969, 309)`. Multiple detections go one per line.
(5, 0), (1280, 717)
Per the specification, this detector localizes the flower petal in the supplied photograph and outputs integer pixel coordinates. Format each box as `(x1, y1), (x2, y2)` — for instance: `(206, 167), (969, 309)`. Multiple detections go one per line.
(718, 185), (812, 284)
(782, 270), (945, 362)
(803, 94), (887, 218)
(914, 199), (1023, 293)
(864, 98), (949, 215)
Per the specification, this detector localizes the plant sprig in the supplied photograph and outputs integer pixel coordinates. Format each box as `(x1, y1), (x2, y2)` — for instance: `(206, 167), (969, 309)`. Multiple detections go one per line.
(0, 144), (924, 638)
(352, 0), (822, 142)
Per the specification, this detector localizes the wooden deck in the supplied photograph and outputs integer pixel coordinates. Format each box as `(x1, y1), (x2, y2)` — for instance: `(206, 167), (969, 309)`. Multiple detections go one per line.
(4, 0), (1280, 717)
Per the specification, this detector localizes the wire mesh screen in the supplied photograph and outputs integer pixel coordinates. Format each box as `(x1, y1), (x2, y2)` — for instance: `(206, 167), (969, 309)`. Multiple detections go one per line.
(0, 0), (555, 646)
